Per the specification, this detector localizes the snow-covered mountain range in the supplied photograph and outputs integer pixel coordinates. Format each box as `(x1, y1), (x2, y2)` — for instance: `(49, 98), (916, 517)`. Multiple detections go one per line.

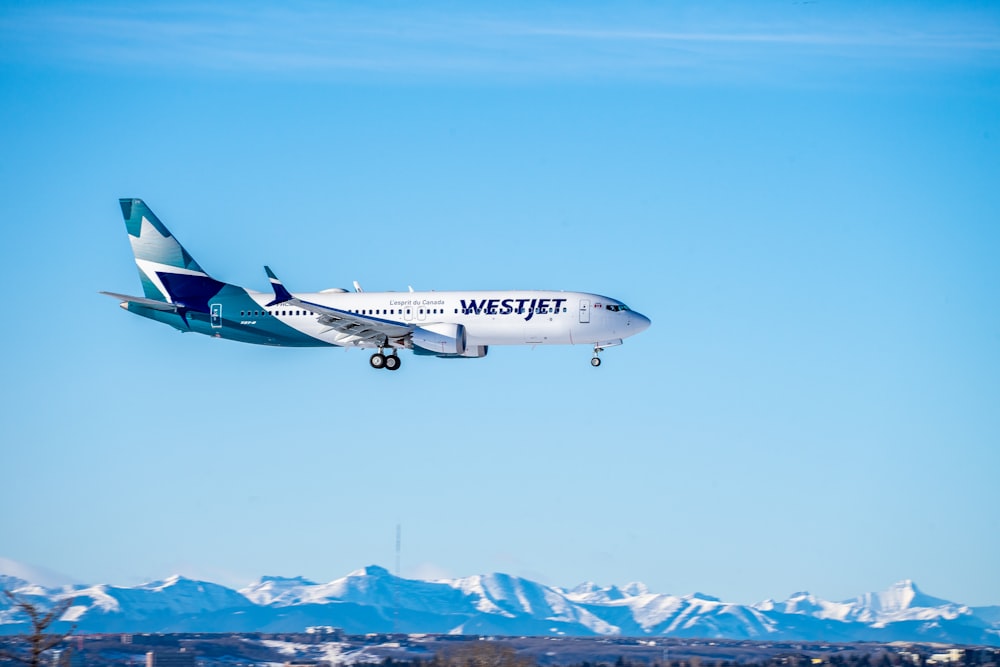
(2, 566), (998, 645)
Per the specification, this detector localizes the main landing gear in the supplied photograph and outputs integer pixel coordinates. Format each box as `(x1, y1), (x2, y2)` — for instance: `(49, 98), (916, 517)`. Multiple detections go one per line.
(370, 350), (401, 371)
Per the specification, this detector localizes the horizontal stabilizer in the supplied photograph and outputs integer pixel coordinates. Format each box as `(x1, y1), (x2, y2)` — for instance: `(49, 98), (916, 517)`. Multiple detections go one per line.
(99, 291), (179, 312)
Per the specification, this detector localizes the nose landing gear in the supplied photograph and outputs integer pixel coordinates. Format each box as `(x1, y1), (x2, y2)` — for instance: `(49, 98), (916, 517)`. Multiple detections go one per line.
(591, 346), (602, 367)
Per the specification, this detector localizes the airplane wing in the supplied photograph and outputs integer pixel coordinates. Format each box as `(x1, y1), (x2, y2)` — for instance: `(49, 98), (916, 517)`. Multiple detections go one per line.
(295, 299), (412, 344)
(264, 267), (412, 347)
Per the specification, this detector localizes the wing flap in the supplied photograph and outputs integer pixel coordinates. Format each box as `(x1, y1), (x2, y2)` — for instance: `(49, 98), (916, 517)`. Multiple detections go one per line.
(301, 299), (411, 343)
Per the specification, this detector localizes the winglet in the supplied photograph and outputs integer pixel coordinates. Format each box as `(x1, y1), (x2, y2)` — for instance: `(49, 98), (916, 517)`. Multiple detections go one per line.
(264, 266), (293, 306)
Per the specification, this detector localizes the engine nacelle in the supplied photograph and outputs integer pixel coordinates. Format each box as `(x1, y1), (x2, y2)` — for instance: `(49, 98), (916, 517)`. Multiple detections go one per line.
(412, 323), (467, 356)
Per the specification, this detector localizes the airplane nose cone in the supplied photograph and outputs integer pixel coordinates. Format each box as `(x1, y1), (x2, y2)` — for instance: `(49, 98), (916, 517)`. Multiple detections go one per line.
(630, 312), (651, 333)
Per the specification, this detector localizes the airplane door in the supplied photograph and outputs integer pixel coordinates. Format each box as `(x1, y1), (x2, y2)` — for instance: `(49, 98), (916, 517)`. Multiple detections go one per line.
(579, 299), (590, 324)
(404, 307), (413, 322)
(210, 303), (222, 328)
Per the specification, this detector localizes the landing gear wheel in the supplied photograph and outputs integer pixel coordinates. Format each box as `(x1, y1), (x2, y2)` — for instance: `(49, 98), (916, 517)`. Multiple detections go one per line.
(591, 356), (602, 367)
(370, 352), (387, 369)
(385, 355), (401, 371)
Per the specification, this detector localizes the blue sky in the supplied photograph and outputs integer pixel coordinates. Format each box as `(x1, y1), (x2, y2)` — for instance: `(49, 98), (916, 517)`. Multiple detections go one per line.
(1, 1), (998, 607)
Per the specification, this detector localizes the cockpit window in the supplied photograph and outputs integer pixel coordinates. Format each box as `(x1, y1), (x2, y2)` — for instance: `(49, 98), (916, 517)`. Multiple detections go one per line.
(606, 304), (630, 312)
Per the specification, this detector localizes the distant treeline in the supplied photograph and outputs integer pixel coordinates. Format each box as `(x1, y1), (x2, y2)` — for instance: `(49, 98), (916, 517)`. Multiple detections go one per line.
(3, 635), (999, 667)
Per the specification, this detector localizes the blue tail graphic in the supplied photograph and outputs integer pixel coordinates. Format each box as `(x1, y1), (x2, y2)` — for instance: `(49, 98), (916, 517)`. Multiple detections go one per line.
(118, 198), (227, 312)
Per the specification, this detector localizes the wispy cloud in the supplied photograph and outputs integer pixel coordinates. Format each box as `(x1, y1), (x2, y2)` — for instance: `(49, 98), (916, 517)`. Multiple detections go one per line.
(2, 2), (997, 81)
(0, 556), (79, 587)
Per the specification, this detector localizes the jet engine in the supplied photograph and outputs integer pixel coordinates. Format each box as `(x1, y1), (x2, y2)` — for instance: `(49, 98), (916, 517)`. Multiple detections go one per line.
(411, 323), (467, 356)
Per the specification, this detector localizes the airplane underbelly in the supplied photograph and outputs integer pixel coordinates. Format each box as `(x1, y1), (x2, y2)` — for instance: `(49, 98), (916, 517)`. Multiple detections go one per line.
(467, 316), (571, 346)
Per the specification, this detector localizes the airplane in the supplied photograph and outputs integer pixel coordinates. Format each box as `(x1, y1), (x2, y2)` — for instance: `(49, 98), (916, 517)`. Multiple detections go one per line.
(102, 199), (651, 370)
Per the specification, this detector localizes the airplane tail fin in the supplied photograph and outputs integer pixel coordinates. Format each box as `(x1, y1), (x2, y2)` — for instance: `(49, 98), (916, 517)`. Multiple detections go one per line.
(119, 198), (225, 306)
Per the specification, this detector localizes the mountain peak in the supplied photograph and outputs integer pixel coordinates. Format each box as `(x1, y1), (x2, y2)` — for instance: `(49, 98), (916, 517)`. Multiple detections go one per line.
(1, 566), (993, 645)
(142, 574), (190, 589)
(347, 565), (391, 578)
(259, 575), (316, 585)
(569, 581), (601, 594)
(0, 573), (31, 591)
(0, 557), (77, 588)
(876, 579), (953, 611)
(623, 582), (649, 597)
(888, 579), (918, 592)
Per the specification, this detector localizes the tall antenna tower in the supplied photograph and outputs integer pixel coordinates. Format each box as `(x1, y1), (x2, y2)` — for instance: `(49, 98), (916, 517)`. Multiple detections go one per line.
(396, 523), (401, 577)
(393, 522), (401, 635)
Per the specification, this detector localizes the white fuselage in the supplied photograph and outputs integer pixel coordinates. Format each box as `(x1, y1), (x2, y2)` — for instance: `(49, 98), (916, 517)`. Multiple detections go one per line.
(241, 289), (648, 349)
